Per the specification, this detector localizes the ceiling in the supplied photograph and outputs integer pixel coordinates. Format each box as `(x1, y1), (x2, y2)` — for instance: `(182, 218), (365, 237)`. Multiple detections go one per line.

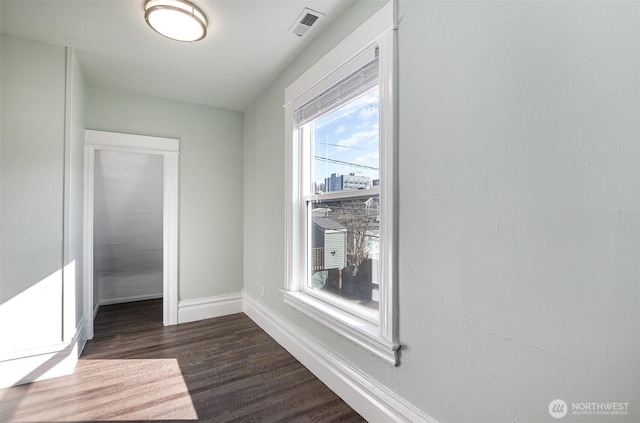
(0, 0), (353, 111)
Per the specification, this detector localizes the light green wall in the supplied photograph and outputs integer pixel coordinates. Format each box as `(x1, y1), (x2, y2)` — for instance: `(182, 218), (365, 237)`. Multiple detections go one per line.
(0, 34), (66, 351)
(86, 87), (244, 301)
(244, 1), (639, 422)
(0, 2), (3, 292)
(1, 34), (65, 303)
(396, 2), (638, 421)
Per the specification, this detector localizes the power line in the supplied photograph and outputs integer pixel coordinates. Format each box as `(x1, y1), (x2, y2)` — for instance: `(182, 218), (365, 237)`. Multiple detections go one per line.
(316, 142), (373, 151)
(314, 156), (379, 171)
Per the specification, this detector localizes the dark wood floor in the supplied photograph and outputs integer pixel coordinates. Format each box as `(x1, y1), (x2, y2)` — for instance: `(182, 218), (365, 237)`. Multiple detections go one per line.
(0, 300), (366, 422)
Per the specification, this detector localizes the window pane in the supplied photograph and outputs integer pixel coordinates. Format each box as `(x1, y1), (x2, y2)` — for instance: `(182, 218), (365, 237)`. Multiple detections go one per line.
(309, 196), (380, 311)
(309, 87), (379, 194)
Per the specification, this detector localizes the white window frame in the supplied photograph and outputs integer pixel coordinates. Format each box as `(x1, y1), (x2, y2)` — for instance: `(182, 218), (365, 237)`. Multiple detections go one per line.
(283, 2), (398, 365)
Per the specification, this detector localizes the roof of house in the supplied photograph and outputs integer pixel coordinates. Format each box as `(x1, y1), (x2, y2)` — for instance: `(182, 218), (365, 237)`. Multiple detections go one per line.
(312, 216), (346, 231)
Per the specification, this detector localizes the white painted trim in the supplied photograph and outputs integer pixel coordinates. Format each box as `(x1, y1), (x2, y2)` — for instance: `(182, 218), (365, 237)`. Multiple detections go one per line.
(283, 291), (398, 365)
(284, 108), (303, 293)
(99, 293), (163, 306)
(62, 47), (73, 344)
(93, 300), (100, 320)
(83, 130), (180, 341)
(377, 28), (398, 342)
(178, 293), (243, 324)
(0, 316), (88, 388)
(84, 145), (96, 340)
(85, 130), (178, 153)
(243, 294), (438, 423)
(76, 315), (89, 360)
(163, 152), (180, 326)
(304, 186), (380, 203)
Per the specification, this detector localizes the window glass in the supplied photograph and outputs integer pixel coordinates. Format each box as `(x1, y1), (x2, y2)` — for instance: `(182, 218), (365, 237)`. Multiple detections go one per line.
(308, 87), (380, 194)
(301, 67), (381, 314)
(309, 196), (380, 311)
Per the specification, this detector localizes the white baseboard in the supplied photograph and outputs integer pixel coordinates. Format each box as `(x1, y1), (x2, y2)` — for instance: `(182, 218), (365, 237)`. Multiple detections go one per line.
(243, 294), (437, 423)
(99, 293), (163, 306)
(178, 293), (243, 324)
(0, 316), (88, 389)
(77, 316), (89, 356)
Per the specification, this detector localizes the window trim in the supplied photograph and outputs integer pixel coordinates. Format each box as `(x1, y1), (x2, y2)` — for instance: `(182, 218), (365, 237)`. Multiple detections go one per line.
(305, 186), (381, 203)
(284, 2), (398, 365)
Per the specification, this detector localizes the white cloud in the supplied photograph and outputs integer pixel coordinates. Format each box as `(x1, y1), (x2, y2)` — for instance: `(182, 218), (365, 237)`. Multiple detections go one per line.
(354, 150), (379, 165)
(334, 128), (378, 152)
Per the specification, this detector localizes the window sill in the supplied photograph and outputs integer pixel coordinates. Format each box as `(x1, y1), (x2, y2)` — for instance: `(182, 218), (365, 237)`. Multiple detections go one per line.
(282, 290), (400, 365)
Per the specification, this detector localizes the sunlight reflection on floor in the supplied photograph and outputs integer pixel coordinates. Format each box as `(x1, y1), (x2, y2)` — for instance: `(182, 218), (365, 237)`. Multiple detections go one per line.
(1, 359), (198, 421)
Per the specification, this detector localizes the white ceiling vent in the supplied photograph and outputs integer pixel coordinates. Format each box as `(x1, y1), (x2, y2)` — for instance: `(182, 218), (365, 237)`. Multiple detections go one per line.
(289, 8), (325, 37)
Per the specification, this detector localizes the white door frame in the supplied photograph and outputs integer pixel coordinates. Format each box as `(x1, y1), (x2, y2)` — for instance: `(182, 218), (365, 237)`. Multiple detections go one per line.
(83, 130), (179, 339)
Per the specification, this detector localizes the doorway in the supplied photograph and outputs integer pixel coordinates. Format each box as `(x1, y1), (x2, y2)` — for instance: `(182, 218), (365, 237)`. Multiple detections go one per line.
(94, 150), (163, 305)
(83, 130), (179, 339)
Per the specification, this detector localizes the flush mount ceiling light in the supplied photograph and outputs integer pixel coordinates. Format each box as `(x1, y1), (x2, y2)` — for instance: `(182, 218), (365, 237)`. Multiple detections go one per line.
(144, 0), (207, 42)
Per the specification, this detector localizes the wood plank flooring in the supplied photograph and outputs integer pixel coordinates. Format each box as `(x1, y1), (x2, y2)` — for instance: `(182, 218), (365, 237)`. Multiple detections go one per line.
(0, 300), (366, 422)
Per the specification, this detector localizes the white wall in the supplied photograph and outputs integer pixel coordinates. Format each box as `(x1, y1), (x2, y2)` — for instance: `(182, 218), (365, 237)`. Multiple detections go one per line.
(244, 1), (639, 422)
(94, 150), (163, 304)
(86, 87), (244, 301)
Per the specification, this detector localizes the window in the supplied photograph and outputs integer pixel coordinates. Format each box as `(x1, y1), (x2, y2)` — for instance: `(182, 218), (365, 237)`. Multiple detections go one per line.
(302, 70), (380, 322)
(284, 3), (398, 365)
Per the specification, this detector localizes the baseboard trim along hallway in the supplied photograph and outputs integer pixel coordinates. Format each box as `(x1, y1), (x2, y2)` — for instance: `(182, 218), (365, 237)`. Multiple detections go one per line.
(243, 294), (438, 423)
(178, 292), (244, 324)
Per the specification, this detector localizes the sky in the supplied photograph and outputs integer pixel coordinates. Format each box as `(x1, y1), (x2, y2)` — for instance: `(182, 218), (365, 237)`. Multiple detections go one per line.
(311, 87), (380, 188)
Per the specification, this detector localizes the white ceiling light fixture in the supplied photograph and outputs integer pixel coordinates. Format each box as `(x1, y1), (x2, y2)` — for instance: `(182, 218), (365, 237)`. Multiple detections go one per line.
(144, 0), (207, 42)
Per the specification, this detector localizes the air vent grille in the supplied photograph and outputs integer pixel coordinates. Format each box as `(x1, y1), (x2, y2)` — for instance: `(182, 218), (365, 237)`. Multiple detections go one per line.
(300, 13), (319, 27)
(289, 8), (325, 37)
